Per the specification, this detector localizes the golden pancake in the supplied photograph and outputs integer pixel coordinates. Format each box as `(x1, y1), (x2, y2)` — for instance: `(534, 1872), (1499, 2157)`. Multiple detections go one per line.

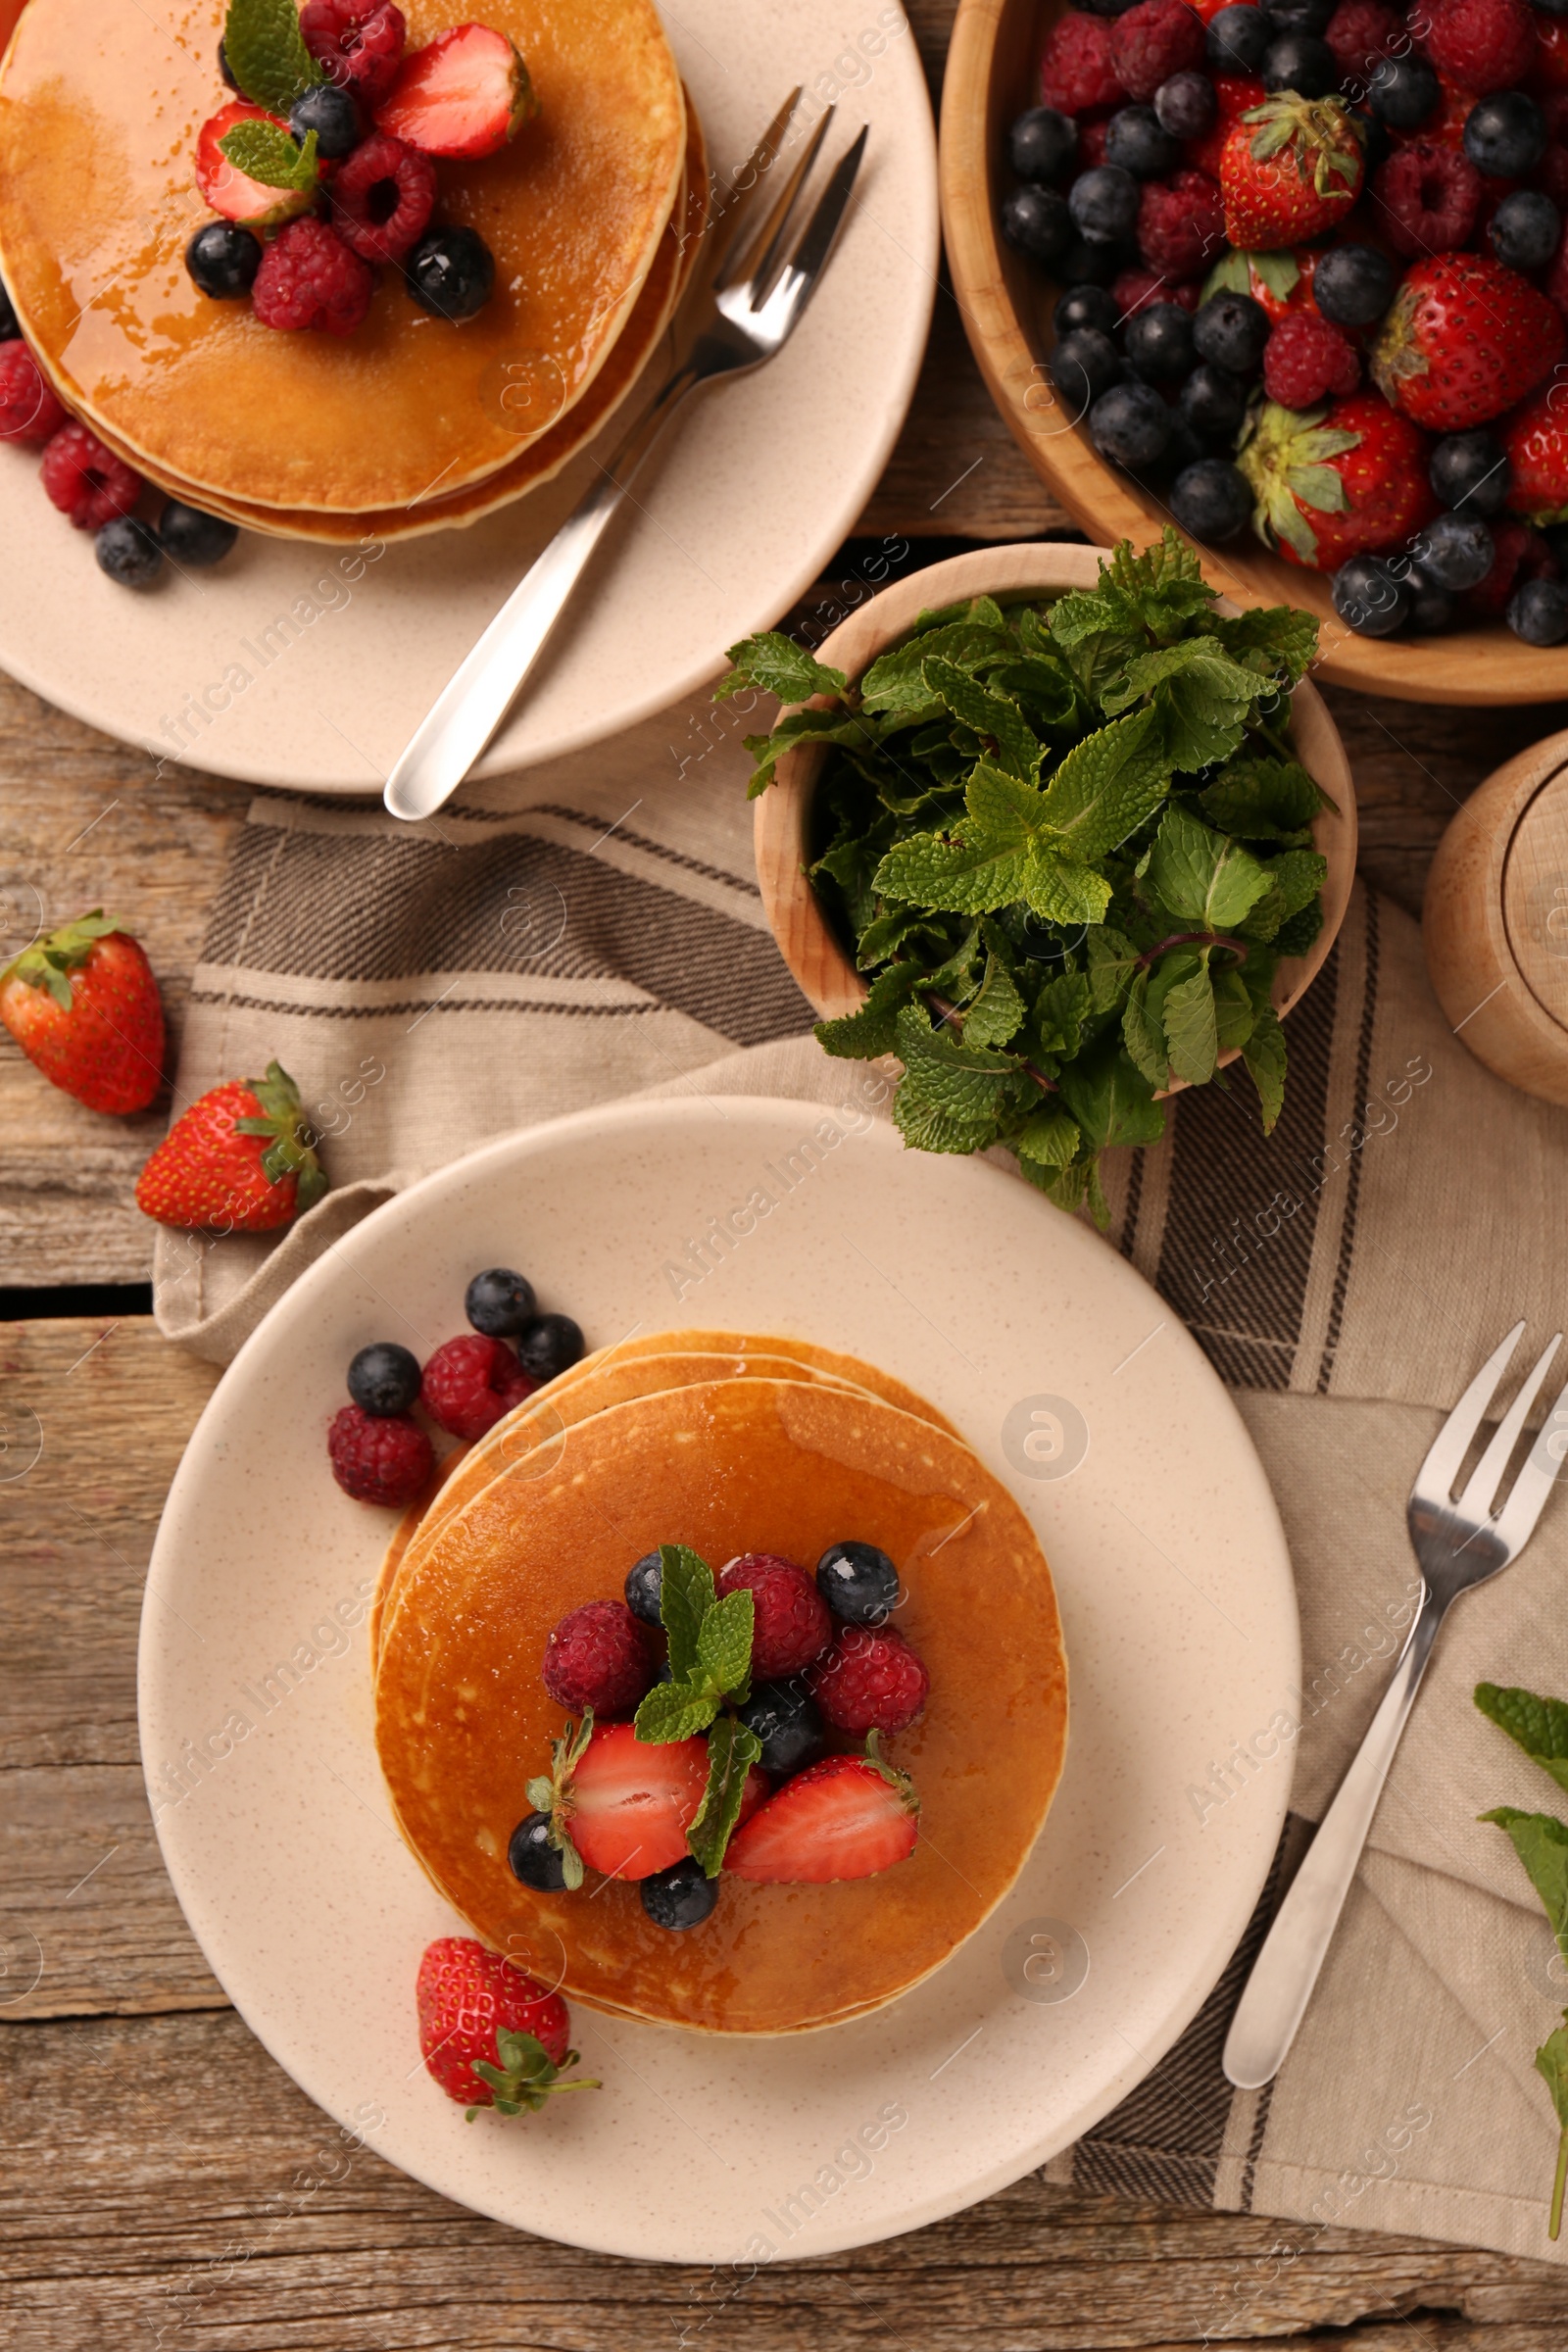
(0, 0), (685, 512)
(375, 1377), (1068, 2035)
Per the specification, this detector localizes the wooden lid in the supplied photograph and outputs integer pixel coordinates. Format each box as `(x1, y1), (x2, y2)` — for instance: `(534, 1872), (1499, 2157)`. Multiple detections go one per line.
(1503, 761), (1568, 1037)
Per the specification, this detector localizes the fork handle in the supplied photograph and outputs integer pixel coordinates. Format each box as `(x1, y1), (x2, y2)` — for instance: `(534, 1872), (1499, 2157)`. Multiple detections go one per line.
(383, 361), (701, 822)
(1221, 1589), (1444, 2090)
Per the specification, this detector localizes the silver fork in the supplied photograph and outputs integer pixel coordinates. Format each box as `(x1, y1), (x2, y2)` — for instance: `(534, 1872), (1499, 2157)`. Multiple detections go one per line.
(382, 94), (867, 822)
(1223, 1321), (1568, 2089)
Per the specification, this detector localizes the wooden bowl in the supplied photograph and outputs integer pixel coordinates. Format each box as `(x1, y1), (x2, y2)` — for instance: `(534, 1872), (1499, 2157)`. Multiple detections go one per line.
(1424, 727), (1568, 1105)
(939, 0), (1568, 706)
(755, 543), (1356, 1076)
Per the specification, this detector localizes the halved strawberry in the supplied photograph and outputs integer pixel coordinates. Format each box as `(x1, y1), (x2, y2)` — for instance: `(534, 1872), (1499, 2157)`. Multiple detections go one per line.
(373, 24), (537, 160)
(567, 1724), (765, 1881)
(724, 1746), (919, 1886)
(195, 101), (315, 226)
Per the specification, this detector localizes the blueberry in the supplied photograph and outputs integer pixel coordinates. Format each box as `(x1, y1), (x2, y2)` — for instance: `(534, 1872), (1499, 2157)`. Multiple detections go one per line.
(508, 1811), (567, 1891)
(1489, 189), (1560, 273)
(737, 1677), (825, 1776)
(1154, 70), (1216, 138)
(1007, 105), (1078, 184)
(465, 1265), (538, 1337)
(1403, 564), (1456, 633)
(1054, 282), (1119, 337)
(1429, 429), (1510, 516)
(1262, 31), (1337, 94)
(625, 1549), (663, 1626)
(405, 225), (496, 320)
(1463, 91), (1546, 178)
(1059, 234), (1130, 285)
(1091, 379), (1174, 468)
(1180, 361), (1250, 440)
(218, 36), (237, 88)
(1207, 3), (1271, 70)
(641, 1856), (718, 1931)
(816, 1540), (900, 1626)
(1000, 182), (1074, 265)
(1193, 288), (1271, 373)
(94, 516), (163, 589)
(1410, 510), (1494, 590)
(1068, 165), (1140, 244)
(1508, 576), (1568, 645)
(1366, 54), (1438, 129)
(1105, 105), (1180, 177)
(158, 501), (238, 566)
(1050, 324), (1121, 416)
(0, 276), (17, 341)
(1311, 242), (1396, 327)
(185, 220), (263, 298)
(1125, 300), (1197, 383)
(515, 1311), (584, 1382)
(1157, 413), (1210, 479)
(1170, 459), (1251, 542)
(347, 1340), (421, 1415)
(1331, 554), (1410, 635)
(1261, 0), (1334, 29)
(290, 83), (362, 159)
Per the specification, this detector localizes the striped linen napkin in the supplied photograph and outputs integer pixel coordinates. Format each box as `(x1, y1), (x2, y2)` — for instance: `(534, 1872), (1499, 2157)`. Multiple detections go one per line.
(154, 692), (1568, 2270)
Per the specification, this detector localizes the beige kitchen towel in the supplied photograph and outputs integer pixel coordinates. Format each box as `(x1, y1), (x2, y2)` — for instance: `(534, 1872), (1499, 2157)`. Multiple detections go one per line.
(152, 695), (1568, 2267)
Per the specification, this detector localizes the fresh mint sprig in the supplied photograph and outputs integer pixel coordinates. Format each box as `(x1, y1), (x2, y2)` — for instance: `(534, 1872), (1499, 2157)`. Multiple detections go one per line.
(218, 120), (318, 194)
(635, 1544), (759, 1876)
(222, 0), (323, 114)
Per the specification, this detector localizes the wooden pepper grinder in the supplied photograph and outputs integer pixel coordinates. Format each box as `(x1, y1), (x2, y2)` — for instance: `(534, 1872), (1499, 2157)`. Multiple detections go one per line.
(1425, 727), (1568, 1108)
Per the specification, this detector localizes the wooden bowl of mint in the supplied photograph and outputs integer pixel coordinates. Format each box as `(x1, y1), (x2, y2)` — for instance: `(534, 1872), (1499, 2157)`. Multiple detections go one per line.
(746, 538), (1355, 1218)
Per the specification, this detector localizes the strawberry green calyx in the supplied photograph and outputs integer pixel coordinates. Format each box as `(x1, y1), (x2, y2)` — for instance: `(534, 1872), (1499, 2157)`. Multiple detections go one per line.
(230, 1059), (329, 1211)
(525, 1711), (593, 1890)
(860, 1730), (921, 1815)
(1242, 94), (1363, 201)
(466, 2027), (600, 2122)
(1368, 274), (1424, 414)
(1236, 400), (1361, 563)
(1, 909), (122, 1009)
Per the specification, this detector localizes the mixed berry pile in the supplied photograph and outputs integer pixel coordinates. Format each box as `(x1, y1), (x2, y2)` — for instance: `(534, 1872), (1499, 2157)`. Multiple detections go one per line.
(1004, 0), (1568, 643)
(326, 1262), (585, 1507)
(510, 1540), (929, 1929)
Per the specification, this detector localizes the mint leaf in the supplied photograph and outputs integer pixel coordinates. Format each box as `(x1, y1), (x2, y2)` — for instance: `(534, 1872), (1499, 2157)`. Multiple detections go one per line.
(1038, 706), (1171, 861)
(1032, 969), (1092, 1056)
(1211, 607), (1318, 688)
(921, 658), (1040, 783)
(634, 1679), (719, 1743)
(1477, 1685), (1568, 1798)
(659, 1544), (713, 1683)
(1212, 963), (1258, 1054)
(1015, 1104), (1080, 1167)
(223, 0), (321, 111)
(687, 1717), (763, 1877)
(895, 1004), (1021, 1124)
(1200, 757), (1329, 841)
(1242, 1001), (1287, 1134)
(1484, 1808), (1568, 1962)
(1142, 806), (1272, 929)
(219, 120), (318, 192)
(1161, 957), (1219, 1088)
(873, 828), (1028, 914)
(1102, 529), (1216, 642)
(964, 951), (1025, 1048)
(1058, 1044), (1165, 1151)
(892, 1090), (1000, 1153)
(719, 631), (848, 706)
(742, 708), (874, 799)
(814, 961), (924, 1058)
(858, 621), (1012, 714)
(697, 1588), (754, 1703)
(1085, 924), (1140, 1014)
(1121, 968), (1167, 1090)
(1538, 2022), (1568, 2240)
(1135, 640), (1271, 772)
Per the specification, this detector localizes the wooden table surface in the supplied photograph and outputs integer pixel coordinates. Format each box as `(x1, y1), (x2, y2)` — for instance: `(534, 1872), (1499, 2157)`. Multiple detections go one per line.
(7, 6), (1568, 2345)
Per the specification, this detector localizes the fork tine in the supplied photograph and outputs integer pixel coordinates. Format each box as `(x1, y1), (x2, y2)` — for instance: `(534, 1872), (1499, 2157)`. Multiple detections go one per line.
(1455, 1331), (1563, 1520)
(1492, 1376), (1568, 1552)
(709, 88), (806, 279)
(726, 106), (837, 301)
(775, 123), (868, 301)
(1415, 1320), (1525, 1501)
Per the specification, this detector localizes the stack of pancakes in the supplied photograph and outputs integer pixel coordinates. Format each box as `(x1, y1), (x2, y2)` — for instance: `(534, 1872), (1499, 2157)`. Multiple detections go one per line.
(373, 1329), (1070, 2036)
(0, 0), (703, 541)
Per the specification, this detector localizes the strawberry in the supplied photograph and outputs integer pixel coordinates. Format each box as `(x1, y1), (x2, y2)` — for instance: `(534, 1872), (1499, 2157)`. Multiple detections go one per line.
(373, 24), (538, 159)
(134, 1061), (327, 1231)
(1220, 95), (1365, 250)
(1238, 390), (1438, 567)
(195, 102), (317, 226)
(530, 1718), (766, 1883)
(0, 910), (164, 1113)
(1501, 383), (1568, 523)
(1371, 253), (1566, 429)
(725, 1740), (920, 1886)
(416, 1936), (598, 2119)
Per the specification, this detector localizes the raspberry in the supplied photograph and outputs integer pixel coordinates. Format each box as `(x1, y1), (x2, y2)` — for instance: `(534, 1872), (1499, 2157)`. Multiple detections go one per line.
(39, 421), (141, 529)
(1326, 0), (1401, 89)
(716, 1553), (832, 1680)
(1040, 13), (1127, 114)
(1110, 0), (1206, 101)
(1137, 168), (1225, 276)
(327, 1403), (432, 1507)
(1263, 311), (1362, 405)
(330, 131), (435, 264)
(1076, 117), (1114, 172)
(1417, 0), (1536, 95)
(541, 1600), (652, 1716)
(808, 1626), (930, 1740)
(419, 1333), (536, 1440)
(301, 0), (406, 105)
(251, 218), (374, 335)
(1375, 140), (1481, 254)
(1114, 266), (1200, 316)
(0, 341), (66, 443)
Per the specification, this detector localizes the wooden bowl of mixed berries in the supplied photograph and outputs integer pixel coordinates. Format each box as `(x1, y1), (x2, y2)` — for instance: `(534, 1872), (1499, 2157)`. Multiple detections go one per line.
(942, 0), (1568, 697)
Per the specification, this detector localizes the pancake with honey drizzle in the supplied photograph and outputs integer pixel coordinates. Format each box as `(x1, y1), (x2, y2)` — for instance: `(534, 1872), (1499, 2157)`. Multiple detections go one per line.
(375, 1376), (1067, 2034)
(0, 0), (686, 513)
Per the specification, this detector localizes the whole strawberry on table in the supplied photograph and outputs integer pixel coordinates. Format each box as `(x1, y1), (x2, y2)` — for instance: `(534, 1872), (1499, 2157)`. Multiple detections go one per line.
(0, 909), (165, 1112)
(1004, 0), (1568, 643)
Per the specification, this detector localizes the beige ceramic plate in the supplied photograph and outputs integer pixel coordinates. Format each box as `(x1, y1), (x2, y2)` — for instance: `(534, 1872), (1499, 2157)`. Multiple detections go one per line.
(0, 3), (936, 792)
(140, 1096), (1298, 2263)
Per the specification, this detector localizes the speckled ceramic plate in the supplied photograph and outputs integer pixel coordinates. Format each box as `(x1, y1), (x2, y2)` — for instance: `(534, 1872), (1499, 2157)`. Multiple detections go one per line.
(0, 3), (936, 793)
(140, 1097), (1298, 2263)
